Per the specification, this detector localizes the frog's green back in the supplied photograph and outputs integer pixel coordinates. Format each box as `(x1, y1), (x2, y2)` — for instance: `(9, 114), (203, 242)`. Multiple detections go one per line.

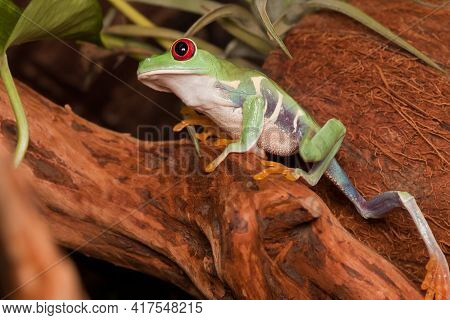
(212, 57), (319, 136)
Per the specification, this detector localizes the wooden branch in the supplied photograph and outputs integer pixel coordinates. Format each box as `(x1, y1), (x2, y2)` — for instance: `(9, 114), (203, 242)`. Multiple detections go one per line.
(0, 81), (421, 299)
(0, 151), (84, 299)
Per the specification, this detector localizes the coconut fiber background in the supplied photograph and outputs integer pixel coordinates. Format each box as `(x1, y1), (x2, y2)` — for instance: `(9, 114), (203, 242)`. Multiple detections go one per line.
(263, 0), (449, 286)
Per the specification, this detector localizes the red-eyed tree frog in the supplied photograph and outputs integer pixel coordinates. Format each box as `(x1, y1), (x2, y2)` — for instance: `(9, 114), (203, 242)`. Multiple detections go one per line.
(137, 38), (449, 299)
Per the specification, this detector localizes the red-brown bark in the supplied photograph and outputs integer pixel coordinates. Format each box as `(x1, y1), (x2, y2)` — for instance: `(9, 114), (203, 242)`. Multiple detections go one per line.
(0, 80), (421, 299)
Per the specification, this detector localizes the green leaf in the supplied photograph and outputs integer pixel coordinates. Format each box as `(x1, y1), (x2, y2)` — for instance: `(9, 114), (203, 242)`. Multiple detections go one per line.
(101, 32), (162, 56)
(413, 0), (450, 8)
(0, 0), (103, 166)
(0, 0), (21, 53)
(186, 4), (260, 37)
(185, 4), (272, 54)
(224, 39), (265, 62)
(273, 2), (306, 36)
(129, 0), (222, 15)
(134, 0), (266, 39)
(217, 19), (272, 55)
(305, 0), (444, 72)
(105, 24), (224, 56)
(265, 0), (296, 20)
(7, 0), (102, 48)
(254, 0), (293, 58)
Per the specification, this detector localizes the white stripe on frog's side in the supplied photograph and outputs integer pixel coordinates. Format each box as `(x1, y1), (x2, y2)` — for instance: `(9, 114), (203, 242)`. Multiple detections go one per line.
(220, 80), (241, 89)
(268, 90), (283, 122)
(251, 76), (265, 95)
(251, 76), (282, 123)
(251, 76), (269, 115)
(292, 109), (305, 133)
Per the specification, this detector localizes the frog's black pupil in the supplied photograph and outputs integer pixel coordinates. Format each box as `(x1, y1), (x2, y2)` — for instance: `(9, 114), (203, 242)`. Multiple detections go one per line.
(175, 41), (188, 56)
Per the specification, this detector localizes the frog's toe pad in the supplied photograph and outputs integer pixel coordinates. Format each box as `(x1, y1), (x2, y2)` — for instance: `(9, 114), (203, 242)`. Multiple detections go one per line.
(204, 162), (216, 173)
(421, 256), (450, 300)
(173, 120), (188, 132)
(173, 117), (213, 132)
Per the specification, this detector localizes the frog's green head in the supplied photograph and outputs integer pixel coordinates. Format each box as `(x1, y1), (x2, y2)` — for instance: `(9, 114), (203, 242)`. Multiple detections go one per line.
(137, 38), (219, 92)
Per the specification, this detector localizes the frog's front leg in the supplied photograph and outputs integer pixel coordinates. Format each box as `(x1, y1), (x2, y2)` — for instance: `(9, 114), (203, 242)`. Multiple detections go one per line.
(173, 106), (215, 132)
(204, 95), (265, 173)
(174, 107), (235, 147)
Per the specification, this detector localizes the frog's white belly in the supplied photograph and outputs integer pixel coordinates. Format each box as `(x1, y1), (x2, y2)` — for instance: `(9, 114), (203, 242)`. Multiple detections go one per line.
(202, 105), (243, 137)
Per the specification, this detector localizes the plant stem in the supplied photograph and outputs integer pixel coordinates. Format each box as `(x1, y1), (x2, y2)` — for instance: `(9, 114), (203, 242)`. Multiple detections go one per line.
(106, 0), (172, 49)
(0, 54), (29, 168)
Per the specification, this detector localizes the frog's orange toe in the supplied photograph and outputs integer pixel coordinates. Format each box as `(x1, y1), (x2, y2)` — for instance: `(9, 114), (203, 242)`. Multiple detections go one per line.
(173, 120), (188, 132)
(213, 138), (235, 147)
(253, 160), (300, 181)
(204, 162), (216, 173)
(421, 257), (450, 300)
(173, 107), (216, 133)
(253, 168), (275, 180)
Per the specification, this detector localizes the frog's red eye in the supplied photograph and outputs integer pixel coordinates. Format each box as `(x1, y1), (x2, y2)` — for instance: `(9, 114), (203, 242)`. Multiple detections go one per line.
(171, 38), (196, 61)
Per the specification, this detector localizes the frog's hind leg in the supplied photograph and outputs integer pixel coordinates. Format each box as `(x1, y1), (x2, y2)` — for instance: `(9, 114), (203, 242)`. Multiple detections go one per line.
(326, 159), (449, 300)
(254, 118), (346, 185)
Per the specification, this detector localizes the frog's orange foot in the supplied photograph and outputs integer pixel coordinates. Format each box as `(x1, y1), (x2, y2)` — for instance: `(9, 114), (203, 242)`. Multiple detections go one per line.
(193, 127), (235, 147)
(212, 137), (236, 147)
(421, 256), (450, 300)
(195, 127), (217, 142)
(253, 160), (299, 181)
(175, 106), (235, 147)
(195, 127), (227, 142)
(173, 107), (215, 132)
(173, 117), (214, 132)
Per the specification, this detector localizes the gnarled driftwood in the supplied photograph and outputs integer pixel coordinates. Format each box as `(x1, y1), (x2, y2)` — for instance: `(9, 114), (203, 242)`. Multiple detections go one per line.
(0, 81), (421, 299)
